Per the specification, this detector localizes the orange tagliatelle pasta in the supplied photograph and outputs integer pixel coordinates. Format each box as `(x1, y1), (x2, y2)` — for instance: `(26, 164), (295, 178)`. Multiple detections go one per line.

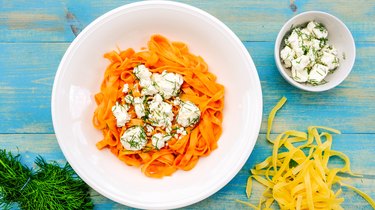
(92, 34), (224, 178)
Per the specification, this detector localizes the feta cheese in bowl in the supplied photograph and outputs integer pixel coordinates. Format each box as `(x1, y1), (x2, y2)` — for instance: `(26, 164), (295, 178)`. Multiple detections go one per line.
(280, 21), (339, 85)
(275, 11), (356, 92)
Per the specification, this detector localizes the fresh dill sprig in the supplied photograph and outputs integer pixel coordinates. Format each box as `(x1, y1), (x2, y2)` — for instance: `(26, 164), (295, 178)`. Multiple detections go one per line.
(0, 149), (93, 210)
(0, 149), (32, 210)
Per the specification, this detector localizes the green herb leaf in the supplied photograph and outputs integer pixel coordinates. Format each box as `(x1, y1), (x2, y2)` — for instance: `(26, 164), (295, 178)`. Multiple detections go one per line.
(0, 149), (93, 210)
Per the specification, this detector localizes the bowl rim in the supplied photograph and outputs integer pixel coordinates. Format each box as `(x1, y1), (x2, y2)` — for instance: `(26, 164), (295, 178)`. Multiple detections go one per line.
(51, 0), (263, 209)
(274, 10), (356, 92)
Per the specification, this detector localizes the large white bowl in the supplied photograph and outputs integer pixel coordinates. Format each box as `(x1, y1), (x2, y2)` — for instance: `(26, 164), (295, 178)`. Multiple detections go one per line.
(51, 1), (262, 209)
(275, 11), (356, 92)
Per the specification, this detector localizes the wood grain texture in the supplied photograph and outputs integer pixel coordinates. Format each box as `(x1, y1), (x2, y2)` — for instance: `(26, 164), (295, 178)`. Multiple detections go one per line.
(0, 43), (68, 133)
(0, 0), (374, 42)
(1, 134), (374, 209)
(1, 0), (375, 209)
(0, 42), (374, 134)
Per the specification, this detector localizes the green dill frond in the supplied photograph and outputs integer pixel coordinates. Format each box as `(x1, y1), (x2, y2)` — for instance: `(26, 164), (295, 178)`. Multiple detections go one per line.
(0, 149), (32, 209)
(0, 149), (93, 210)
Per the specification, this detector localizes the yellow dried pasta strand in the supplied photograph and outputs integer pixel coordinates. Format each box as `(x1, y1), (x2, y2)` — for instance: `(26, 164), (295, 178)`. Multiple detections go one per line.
(238, 96), (375, 209)
(253, 175), (274, 188)
(340, 183), (375, 209)
(246, 175), (253, 198)
(235, 199), (259, 209)
(266, 96), (287, 143)
(310, 126), (341, 134)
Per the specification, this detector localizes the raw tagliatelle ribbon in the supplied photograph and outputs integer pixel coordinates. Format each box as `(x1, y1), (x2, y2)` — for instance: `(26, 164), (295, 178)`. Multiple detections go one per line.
(237, 96), (375, 209)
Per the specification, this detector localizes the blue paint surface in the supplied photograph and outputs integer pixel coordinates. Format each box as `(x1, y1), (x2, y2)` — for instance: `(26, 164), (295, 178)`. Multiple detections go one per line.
(0, 0), (375, 209)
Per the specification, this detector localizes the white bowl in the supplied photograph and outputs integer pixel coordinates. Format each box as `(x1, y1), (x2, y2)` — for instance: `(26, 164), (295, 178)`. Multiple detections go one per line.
(51, 1), (262, 209)
(274, 11), (356, 92)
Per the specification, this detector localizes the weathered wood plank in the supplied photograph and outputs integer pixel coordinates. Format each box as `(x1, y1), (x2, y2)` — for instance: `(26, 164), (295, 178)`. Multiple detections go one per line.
(0, 0), (374, 42)
(1, 133), (374, 209)
(0, 1), (72, 42)
(1, 1), (375, 209)
(0, 43), (68, 133)
(0, 42), (374, 134)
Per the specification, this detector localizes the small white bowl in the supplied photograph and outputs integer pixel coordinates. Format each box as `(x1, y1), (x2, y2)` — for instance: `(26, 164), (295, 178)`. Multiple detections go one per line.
(274, 11), (356, 92)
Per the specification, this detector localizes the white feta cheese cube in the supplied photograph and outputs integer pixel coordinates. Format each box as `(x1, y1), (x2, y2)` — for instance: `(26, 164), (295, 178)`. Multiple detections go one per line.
(152, 71), (184, 99)
(291, 55), (310, 71)
(288, 30), (303, 51)
(133, 97), (146, 118)
(122, 84), (129, 93)
(124, 95), (134, 104)
(120, 126), (147, 151)
(308, 64), (329, 83)
(151, 133), (172, 150)
(320, 51), (339, 70)
(176, 101), (201, 127)
(148, 94), (174, 128)
(307, 21), (317, 32)
(291, 66), (309, 83)
(280, 46), (295, 68)
(133, 65), (152, 80)
(112, 102), (130, 127)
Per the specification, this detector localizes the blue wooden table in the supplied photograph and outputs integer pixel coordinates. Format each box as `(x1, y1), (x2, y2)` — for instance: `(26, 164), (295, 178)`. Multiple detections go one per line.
(1, 0), (375, 209)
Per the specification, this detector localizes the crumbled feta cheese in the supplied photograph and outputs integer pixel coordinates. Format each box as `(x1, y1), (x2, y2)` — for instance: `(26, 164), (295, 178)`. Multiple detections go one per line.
(280, 46), (295, 68)
(308, 64), (329, 84)
(153, 94), (163, 103)
(322, 45), (338, 56)
(312, 25), (328, 39)
(113, 63), (204, 151)
(124, 94), (134, 104)
(134, 97), (143, 104)
(177, 101), (201, 127)
(120, 126), (147, 151)
(122, 84), (129, 93)
(300, 28), (311, 40)
(294, 45), (305, 58)
(173, 97), (181, 106)
(306, 48), (316, 64)
(176, 127), (187, 136)
(311, 39), (321, 50)
(292, 66), (309, 83)
(133, 65), (158, 96)
(291, 55), (310, 71)
(152, 71), (183, 99)
(151, 133), (172, 150)
(133, 97), (145, 118)
(141, 80), (158, 96)
(288, 30), (302, 50)
(145, 124), (154, 133)
(115, 64), (203, 150)
(112, 102), (130, 127)
(307, 21), (317, 33)
(151, 133), (164, 150)
(148, 94), (174, 128)
(320, 51), (339, 70)
(133, 65), (152, 80)
(307, 21), (329, 39)
(290, 55), (310, 82)
(280, 21), (339, 85)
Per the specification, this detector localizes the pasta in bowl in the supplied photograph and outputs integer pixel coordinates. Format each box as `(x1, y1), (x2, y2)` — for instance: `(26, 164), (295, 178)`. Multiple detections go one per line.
(93, 35), (224, 178)
(52, 1), (262, 209)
